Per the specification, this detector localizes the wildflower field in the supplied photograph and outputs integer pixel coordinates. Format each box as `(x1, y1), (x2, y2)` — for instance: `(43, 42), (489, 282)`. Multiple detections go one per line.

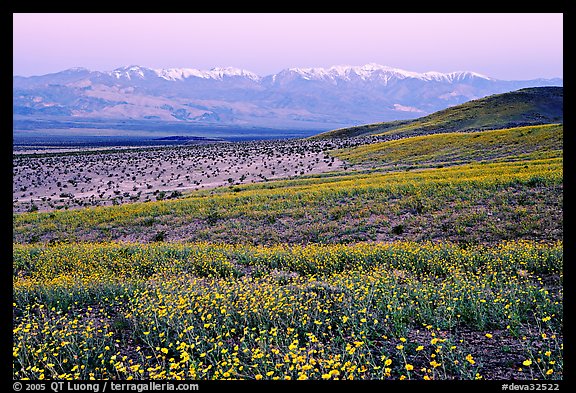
(13, 241), (562, 380)
(13, 124), (563, 380)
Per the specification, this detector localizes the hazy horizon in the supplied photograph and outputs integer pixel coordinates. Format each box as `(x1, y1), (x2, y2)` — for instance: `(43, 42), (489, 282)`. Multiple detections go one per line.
(13, 13), (563, 80)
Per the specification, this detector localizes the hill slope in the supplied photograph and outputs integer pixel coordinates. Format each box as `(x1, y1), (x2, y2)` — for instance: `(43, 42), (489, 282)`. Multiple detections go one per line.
(313, 87), (563, 139)
(332, 124), (563, 169)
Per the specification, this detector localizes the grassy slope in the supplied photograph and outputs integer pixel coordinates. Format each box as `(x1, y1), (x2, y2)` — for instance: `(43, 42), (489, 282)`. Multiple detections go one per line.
(333, 124), (563, 168)
(312, 87), (563, 139)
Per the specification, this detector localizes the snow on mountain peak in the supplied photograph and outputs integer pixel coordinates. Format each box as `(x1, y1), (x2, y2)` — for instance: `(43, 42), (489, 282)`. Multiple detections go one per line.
(153, 66), (260, 81)
(154, 68), (206, 81)
(421, 70), (492, 82)
(282, 64), (491, 83)
(110, 65), (148, 80)
(284, 65), (328, 77)
(106, 65), (260, 82)
(99, 64), (492, 84)
(206, 67), (260, 81)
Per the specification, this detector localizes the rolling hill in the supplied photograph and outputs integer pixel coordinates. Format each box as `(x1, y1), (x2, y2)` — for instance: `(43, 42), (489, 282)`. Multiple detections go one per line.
(313, 87), (563, 139)
(332, 124), (563, 169)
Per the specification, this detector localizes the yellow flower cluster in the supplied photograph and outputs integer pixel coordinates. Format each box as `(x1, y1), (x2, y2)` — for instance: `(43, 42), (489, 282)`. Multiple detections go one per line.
(13, 240), (562, 380)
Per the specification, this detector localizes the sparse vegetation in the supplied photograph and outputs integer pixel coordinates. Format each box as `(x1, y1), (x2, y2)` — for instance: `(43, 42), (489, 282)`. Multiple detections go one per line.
(13, 138), (361, 213)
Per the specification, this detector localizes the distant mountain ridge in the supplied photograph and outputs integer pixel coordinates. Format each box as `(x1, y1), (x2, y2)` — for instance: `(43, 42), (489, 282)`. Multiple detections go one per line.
(13, 64), (563, 130)
(312, 87), (563, 139)
(15, 63), (495, 83)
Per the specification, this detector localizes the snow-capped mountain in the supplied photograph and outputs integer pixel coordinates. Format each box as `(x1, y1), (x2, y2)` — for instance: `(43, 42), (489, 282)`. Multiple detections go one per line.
(154, 66), (261, 81)
(13, 64), (562, 129)
(275, 63), (492, 83)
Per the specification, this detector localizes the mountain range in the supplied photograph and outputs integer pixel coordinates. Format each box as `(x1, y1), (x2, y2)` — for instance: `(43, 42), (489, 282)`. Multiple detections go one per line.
(13, 64), (562, 130)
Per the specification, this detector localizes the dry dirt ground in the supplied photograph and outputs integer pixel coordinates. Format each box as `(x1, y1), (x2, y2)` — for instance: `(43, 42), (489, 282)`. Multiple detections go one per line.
(13, 139), (354, 213)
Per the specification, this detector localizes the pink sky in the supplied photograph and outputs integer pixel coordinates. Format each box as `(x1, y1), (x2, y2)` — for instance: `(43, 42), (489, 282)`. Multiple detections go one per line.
(13, 13), (563, 80)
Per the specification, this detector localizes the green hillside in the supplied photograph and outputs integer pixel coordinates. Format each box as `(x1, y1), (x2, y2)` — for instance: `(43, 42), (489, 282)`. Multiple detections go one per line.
(313, 87), (563, 139)
(333, 124), (563, 169)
